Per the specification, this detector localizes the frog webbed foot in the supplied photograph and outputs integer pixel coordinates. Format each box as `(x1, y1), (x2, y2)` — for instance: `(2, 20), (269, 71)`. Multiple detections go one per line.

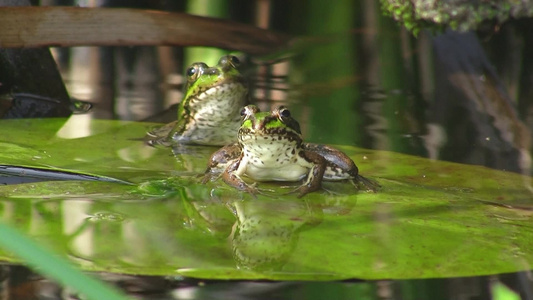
(240, 181), (259, 197)
(283, 183), (320, 198)
(351, 175), (380, 192)
(221, 171), (260, 196)
(201, 169), (221, 184)
(253, 185), (278, 197)
(144, 121), (178, 146)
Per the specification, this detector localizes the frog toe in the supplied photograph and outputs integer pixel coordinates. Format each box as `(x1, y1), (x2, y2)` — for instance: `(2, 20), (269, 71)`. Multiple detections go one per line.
(352, 175), (380, 192)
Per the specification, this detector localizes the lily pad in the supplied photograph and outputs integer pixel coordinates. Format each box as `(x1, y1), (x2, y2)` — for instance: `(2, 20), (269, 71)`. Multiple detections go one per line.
(0, 116), (531, 280)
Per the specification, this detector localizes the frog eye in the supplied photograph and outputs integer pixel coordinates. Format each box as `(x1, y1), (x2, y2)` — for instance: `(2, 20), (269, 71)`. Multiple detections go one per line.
(278, 106), (291, 118)
(186, 67), (197, 77)
(186, 66), (201, 82)
(219, 55), (240, 69)
(277, 106), (301, 133)
(186, 63), (208, 82)
(229, 56), (240, 67)
(241, 105), (259, 119)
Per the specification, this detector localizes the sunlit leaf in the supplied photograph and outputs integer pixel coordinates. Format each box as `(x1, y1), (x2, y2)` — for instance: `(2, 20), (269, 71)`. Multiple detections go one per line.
(0, 117), (531, 281)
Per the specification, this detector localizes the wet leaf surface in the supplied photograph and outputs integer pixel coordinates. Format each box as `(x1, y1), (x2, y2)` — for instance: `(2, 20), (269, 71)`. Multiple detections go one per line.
(0, 117), (531, 280)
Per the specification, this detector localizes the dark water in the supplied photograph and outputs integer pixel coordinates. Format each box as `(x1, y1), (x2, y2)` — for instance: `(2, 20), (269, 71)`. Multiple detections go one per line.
(2, 264), (532, 299)
(2, 1), (533, 299)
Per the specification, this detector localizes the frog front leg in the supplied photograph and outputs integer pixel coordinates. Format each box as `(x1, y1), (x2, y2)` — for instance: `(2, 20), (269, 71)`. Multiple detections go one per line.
(202, 143), (241, 183)
(145, 120), (178, 146)
(295, 150), (327, 197)
(221, 155), (258, 195)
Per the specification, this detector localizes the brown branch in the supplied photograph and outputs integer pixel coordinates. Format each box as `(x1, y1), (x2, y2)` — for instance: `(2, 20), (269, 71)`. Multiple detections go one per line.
(0, 7), (291, 55)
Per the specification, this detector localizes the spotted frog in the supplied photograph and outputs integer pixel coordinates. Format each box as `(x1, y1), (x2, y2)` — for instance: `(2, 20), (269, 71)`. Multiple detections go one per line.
(147, 55), (248, 146)
(203, 105), (378, 197)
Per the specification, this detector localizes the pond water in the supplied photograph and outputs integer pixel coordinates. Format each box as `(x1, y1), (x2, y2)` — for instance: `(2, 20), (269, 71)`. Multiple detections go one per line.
(1, 1), (533, 300)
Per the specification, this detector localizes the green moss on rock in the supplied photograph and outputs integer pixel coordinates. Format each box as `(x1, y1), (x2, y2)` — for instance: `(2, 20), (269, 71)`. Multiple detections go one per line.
(381, 0), (533, 34)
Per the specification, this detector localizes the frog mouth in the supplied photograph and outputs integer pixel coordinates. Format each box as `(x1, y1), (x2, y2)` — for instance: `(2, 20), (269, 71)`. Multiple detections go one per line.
(239, 129), (301, 143)
(191, 82), (247, 102)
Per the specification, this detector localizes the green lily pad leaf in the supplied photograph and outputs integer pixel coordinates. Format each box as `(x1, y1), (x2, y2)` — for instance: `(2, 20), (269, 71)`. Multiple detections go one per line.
(0, 117), (531, 281)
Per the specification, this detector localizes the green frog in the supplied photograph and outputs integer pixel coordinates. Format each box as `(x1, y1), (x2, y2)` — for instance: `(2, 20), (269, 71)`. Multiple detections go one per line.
(147, 55), (248, 146)
(203, 105), (378, 197)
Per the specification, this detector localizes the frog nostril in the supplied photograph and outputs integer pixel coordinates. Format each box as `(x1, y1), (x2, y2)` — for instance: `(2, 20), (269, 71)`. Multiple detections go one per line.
(206, 69), (219, 75)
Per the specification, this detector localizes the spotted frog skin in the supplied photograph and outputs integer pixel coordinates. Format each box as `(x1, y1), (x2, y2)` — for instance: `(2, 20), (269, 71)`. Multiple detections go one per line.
(147, 55), (248, 146)
(203, 105), (378, 197)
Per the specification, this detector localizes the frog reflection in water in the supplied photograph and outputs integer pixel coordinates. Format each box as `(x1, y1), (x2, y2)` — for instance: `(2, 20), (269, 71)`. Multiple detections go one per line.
(147, 55), (249, 146)
(203, 105), (379, 197)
